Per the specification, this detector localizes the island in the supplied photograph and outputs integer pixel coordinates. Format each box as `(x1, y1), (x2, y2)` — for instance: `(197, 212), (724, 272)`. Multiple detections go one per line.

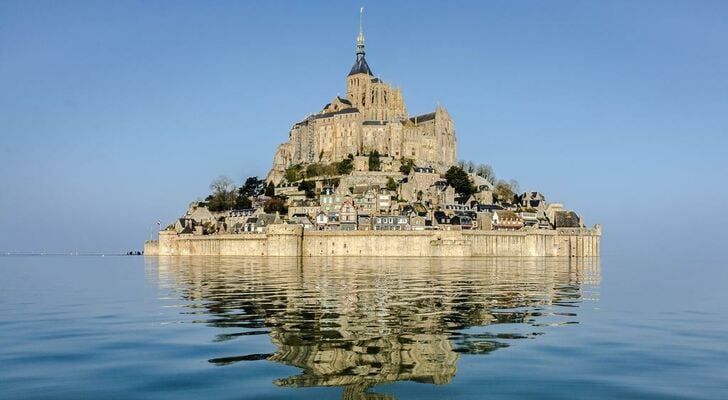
(144, 10), (600, 258)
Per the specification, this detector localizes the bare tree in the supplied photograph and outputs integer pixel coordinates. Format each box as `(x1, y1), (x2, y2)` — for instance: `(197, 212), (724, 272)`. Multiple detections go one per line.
(465, 160), (475, 173)
(210, 176), (234, 195)
(508, 179), (521, 195)
(208, 176), (236, 211)
(475, 164), (495, 183)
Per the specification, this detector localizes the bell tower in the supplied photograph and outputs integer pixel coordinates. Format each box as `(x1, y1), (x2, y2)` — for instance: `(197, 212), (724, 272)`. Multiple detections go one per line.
(346, 8), (373, 109)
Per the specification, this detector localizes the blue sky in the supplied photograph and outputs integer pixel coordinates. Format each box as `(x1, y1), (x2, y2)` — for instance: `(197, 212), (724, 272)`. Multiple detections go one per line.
(1, 0), (726, 254)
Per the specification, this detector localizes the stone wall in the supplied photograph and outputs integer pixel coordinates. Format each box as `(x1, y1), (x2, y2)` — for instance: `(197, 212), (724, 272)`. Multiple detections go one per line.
(146, 225), (600, 258)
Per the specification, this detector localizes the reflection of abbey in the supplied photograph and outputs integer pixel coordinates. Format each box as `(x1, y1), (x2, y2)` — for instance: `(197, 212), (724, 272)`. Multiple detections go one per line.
(155, 257), (600, 397)
(267, 11), (456, 183)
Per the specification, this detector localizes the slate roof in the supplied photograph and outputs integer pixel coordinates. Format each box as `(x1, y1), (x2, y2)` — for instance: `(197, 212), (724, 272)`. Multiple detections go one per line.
(314, 107), (360, 120)
(349, 55), (373, 76)
(408, 112), (436, 124)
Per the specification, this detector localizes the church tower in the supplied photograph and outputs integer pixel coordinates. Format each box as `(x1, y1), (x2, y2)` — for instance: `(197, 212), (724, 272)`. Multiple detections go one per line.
(345, 8), (407, 121)
(346, 8), (373, 110)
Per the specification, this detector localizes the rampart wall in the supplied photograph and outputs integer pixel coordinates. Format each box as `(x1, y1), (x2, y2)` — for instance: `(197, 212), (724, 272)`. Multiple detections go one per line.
(144, 225), (600, 258)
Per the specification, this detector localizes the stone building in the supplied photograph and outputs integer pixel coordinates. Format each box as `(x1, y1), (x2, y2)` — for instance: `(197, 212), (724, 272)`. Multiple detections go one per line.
(267, 10), (457, 183)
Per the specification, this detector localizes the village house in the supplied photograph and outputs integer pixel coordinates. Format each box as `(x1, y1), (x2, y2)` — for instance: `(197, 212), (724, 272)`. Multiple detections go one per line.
(289, 213), (315, 230)
(320, 187), (344, 213)
(409, 215), (431, 230)
(450, 214), (473, 230)
(339, 196), (358, 231)
(174, 218), (195, 234)
(376, 189), (394, 213)
(357, 214), (372, 230)
(492, 211), (524, 231)
(519, 191), (547, 210)
(353, 188), (376, 214)
(287, 199), (320, 219)
(433, 210), (451, 228)
(399, 166), (441, 202)
(372, 215), (409, 231)
(316, 211), (340, 231)
(518, 211), (540, 228)
(243, 213), (281, 233)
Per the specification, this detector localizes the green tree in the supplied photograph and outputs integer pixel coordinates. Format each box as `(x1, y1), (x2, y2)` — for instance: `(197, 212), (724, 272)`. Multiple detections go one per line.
(284, 164), (304, 182)
(445, 166), (474, 196)
(265, 181), (275, 196)
(240, 176), (264, 197)
(399, 158), (415, 175)
(235, 194), (252, 209)
(305, 163), (323, 178)
(298, 180), (316, 198)
(264, 197), (288, 214)
(337, 158), (354, 175)
(368, 150), (381, 171)
(386, 176), (398, 191)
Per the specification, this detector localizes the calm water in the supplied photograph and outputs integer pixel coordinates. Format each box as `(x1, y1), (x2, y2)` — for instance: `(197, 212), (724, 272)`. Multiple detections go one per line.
(1, 255), (726, 399)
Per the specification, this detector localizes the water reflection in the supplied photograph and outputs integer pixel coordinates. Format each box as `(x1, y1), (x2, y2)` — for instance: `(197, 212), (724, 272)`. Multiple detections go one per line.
(149, 257), (600, 399)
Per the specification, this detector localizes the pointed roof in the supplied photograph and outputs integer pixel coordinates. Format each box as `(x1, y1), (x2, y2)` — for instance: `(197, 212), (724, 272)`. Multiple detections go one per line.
(349, 56), (373, 76)
(348, 7), (373, 76)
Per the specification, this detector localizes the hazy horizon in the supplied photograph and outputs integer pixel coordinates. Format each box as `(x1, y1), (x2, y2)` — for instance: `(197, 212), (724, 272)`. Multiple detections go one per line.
(1, 1), (726, 254)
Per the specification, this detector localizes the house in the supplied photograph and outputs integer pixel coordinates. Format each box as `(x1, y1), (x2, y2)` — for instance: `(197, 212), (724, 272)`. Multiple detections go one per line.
(492, 211), (524, 231)
(400, 166), (440, 202)
(316, 211), (340, 231)
(354, 189), (376, 214)
(357, 214), (372, 230)
(339, 196), (358, 231)
(400, 202), (428, 217)
(243, 217), (258, 232)
(243, 213), (280, 233)
(174, 218), (195, 234)
(409, 215), (431, 230)
(315, 211), (328, 229)
(433, 210), (451, 227)
(289, 213), (314, 230)
(450, 214), (473, 229)
(444, 203), (470, 213)
(376, 189), (393, 213)
(518, 192), (547, 210)
(184, 202), (215, 225)
(287, 199), (320, 218)
(518, 212), (539, 228)
(372, 215), (409, 230)
(320, 187), (343, 213)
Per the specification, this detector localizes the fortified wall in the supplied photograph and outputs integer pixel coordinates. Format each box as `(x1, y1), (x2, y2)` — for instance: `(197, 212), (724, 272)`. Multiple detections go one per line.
(144, 225), (601, 258)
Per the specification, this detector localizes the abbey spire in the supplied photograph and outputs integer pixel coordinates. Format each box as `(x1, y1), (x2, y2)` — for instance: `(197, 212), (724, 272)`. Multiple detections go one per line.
(349, 7), (373, 76)
(356, 7), (365, 58)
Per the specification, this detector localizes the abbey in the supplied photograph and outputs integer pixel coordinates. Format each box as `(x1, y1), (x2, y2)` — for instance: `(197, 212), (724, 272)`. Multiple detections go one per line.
(267, 11), (457, 183)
